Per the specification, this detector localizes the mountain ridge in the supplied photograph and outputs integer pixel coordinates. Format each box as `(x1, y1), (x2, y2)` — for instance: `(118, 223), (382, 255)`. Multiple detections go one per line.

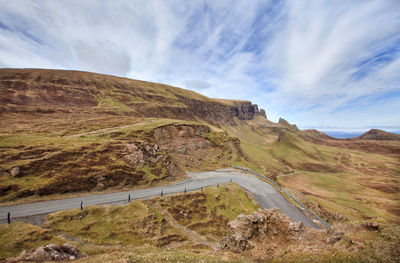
(0, 68), (266, 126)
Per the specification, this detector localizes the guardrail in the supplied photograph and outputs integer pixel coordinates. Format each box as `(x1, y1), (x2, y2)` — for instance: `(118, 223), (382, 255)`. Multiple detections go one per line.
(2, 183), (222, 224)
(92, 184), (218, 206)
(232, 165), (331, 228)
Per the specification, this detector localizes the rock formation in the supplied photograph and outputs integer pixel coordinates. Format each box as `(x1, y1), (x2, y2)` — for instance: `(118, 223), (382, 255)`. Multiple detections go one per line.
(9, 243), (87, 262)
(221, 208), (352, 262)
(278, 117), (299, 132)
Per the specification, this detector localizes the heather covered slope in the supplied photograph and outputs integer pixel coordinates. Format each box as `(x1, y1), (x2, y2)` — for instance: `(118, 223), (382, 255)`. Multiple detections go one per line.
(0, 68), (266, 126)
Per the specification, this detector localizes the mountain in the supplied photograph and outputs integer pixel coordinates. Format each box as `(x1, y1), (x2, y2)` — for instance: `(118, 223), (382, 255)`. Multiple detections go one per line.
(0, 68), (265, 126)
(354, 129), (400, 141)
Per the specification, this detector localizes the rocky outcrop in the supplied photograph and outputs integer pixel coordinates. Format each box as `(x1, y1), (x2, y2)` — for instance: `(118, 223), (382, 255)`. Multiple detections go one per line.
(176, 96), (266, 125)
(151, 124), (241, 170)
(221, 208), (349, 261)
(278, 118), (299, 132)
(228, 101), (266, 121)
(124, 142), (163, 167)
(153, 124), (210, 143)
(9, 243), (87, 262)
(123, 140), (185, 180)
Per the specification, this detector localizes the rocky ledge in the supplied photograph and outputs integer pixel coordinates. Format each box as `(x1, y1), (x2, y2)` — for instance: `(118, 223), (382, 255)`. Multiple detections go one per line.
(221, 208), (362, 262)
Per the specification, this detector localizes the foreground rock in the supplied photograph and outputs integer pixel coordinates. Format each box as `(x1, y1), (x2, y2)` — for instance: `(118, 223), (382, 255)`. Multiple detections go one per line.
(221, 208), (357, 261)
(8, 243), (87, 262)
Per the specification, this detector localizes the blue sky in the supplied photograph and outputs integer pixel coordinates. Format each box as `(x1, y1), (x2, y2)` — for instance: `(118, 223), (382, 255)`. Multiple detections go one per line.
(0, 0), (399, 131)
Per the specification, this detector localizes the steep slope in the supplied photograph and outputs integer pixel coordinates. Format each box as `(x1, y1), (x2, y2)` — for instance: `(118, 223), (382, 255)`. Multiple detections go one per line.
(0, 68), (265, 126)
(0, 68), (257, 202)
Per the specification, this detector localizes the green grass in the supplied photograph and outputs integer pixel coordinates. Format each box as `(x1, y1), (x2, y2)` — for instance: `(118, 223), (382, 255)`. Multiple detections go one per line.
(44, 184), (259, 246)
(0, 222), (66, 258)
(45, 201), (185, 246)
(278, 172), (399, 222)
(155, 184), (260, 240)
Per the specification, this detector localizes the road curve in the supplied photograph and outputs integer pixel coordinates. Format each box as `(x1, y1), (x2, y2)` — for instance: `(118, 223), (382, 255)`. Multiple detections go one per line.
(0, 168), (318, 228)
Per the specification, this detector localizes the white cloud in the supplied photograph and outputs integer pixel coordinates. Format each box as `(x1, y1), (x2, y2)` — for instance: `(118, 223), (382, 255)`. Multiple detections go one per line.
(74, 41), (131, 76)
(0, 0), (399, 129)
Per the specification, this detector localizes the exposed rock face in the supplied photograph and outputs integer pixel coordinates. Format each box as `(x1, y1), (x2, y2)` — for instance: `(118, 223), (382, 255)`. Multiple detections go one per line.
(259, 108), (267, 119)
(10, 243), (87, 262)
(176, 96), (266, 125)
(153, 124), (210, 143)
(124, 142), (163, 167)
(221, 208), (347, 261)
(152, 124), (241, 170)
(123, 140), (185, 181)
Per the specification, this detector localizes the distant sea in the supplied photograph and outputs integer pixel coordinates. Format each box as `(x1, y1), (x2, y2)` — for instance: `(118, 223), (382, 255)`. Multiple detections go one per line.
(324, 130), (400, 139)
(324, 131), (364, 139)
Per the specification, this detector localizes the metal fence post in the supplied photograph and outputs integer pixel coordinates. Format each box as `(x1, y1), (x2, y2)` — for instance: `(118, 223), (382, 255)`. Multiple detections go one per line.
(230, 178), (232, 183)
(128, 194), (131, 203)
(7, 212), (10, 224)
(161, 190), (163, 197)
(184, 187), (186, 194)
(80, 201), (83, 210)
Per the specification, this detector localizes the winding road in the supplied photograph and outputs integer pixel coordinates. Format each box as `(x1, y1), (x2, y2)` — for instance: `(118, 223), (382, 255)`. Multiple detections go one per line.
(0, 168), (317, 228)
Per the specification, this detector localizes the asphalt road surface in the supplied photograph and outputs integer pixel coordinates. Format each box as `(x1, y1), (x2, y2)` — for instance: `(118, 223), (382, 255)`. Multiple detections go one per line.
(0, 168), (317, 228)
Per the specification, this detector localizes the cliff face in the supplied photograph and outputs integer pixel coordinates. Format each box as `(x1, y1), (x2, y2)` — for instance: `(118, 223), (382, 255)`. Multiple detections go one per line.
(176, 96), (266, 125)
(0, 68), (266, 126)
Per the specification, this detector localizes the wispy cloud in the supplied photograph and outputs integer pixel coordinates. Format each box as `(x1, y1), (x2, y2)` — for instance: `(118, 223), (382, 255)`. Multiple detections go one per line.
(0, 0), (399, 129)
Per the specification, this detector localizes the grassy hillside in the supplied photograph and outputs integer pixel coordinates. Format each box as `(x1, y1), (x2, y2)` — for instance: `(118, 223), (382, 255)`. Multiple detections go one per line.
(0, 68), (261, 203)
(0, 117), (240, 203)
(227, 118), (400, 224)
(1, 69), (400, 262)
(1, 184), (258, 262)
(2, 184), (399, 263)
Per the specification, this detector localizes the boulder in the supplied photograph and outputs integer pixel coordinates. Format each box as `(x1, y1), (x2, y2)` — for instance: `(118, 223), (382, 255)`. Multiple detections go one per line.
(362, 221), (380, 231)
(11, 243), (87, 262)
(10, 167), (20, 177)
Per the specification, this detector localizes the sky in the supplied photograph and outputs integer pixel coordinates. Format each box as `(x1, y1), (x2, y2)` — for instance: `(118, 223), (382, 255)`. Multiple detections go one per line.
(0, 0), (399, 131)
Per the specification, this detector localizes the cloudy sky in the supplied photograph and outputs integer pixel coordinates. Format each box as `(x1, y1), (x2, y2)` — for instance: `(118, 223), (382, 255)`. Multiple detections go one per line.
(1, 0), (399, 130)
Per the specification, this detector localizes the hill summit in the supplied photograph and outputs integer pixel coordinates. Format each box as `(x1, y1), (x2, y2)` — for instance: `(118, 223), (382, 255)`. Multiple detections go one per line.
(355, 129), (400, 141)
